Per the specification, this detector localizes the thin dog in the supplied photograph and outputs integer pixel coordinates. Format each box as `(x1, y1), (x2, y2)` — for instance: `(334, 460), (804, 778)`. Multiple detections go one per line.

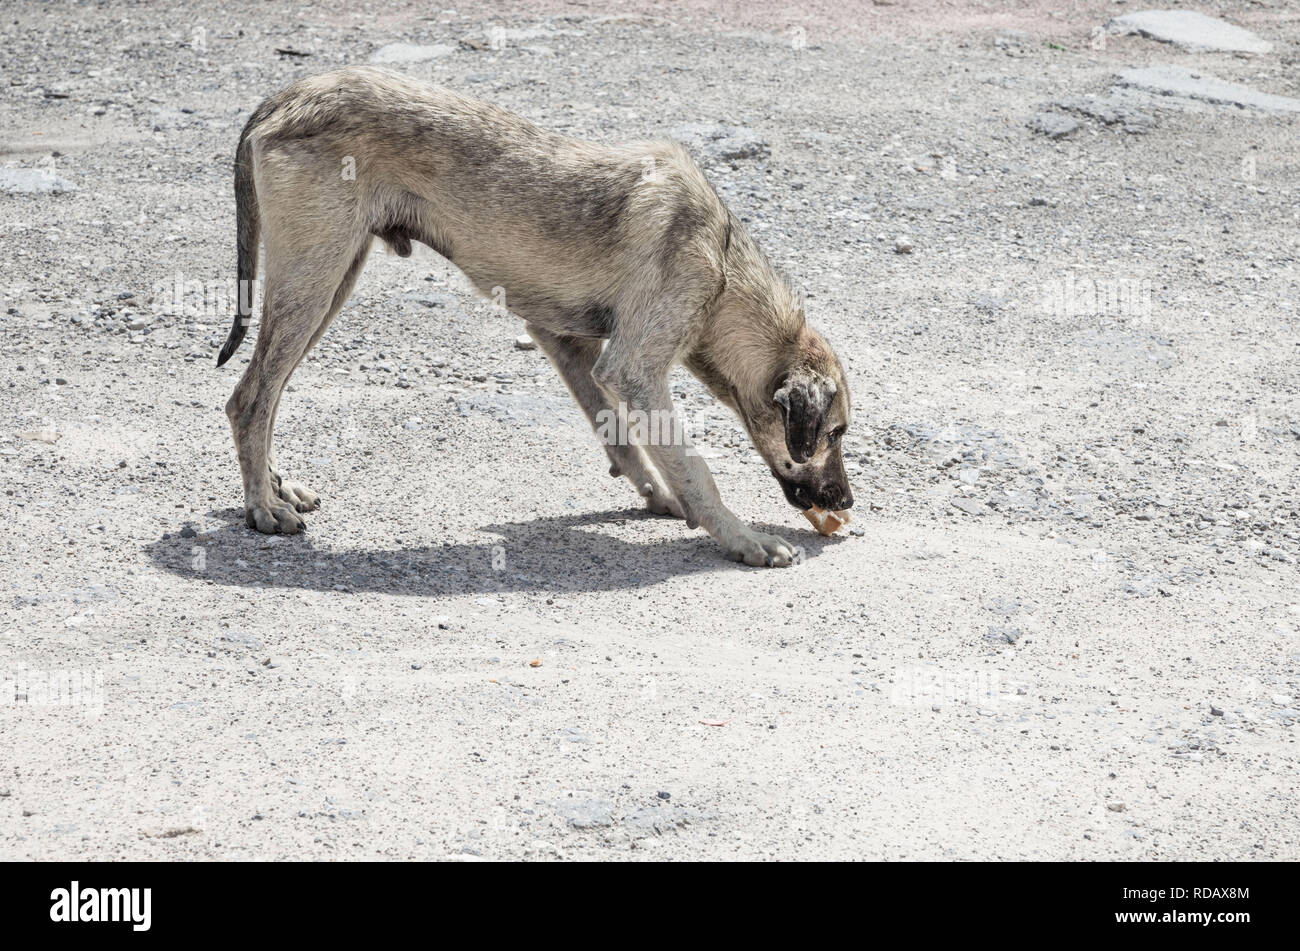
(218, 66), (853, 567)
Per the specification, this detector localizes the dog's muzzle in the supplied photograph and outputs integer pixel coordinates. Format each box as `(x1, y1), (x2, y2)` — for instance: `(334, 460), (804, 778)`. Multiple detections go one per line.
(776, 474), (853, 512)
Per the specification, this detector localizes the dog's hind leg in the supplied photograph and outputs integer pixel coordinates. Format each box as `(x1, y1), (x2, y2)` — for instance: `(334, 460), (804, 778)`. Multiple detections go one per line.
(227, 233), (368, 534)
(526, 323), (685, 519)
(264, 241), (372, 513)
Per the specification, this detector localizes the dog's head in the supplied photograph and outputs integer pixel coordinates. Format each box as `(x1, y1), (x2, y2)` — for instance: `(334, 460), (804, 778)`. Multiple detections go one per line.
(745, 325), (853, 512)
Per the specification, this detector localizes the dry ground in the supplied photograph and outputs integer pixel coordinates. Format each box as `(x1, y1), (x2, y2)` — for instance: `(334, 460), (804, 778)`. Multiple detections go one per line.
(1, 0), (1297, 859)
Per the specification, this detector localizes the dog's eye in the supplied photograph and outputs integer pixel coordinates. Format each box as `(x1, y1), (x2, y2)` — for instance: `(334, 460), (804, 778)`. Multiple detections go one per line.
(828, 427), (845, 445)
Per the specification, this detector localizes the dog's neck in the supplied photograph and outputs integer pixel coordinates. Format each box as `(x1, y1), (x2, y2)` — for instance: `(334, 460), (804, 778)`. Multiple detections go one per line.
(704, 222), (811, 412)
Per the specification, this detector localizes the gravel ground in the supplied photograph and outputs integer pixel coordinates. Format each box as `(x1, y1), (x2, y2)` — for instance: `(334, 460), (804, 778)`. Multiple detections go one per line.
(2, 0), (1298, 860)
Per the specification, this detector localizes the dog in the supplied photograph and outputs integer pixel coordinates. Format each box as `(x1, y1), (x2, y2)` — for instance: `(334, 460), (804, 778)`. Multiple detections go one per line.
(218, 66), (853, 567)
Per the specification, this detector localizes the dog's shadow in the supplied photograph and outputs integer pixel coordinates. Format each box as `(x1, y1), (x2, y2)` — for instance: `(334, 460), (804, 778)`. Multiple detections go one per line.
(145, 507), (846, 597)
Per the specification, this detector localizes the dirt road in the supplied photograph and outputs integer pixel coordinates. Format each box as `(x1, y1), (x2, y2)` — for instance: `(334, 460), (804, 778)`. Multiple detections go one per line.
(2, 0), (1297, 859)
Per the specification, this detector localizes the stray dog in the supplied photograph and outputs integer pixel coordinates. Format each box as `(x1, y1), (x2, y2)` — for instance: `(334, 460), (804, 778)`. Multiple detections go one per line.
(218, 66), (853, 567)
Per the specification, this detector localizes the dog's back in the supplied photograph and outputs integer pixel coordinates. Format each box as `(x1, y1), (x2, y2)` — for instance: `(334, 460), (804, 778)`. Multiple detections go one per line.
(237, 66), (730, 334)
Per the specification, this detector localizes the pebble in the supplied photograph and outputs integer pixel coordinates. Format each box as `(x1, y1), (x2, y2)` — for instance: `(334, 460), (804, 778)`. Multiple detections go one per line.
(1054, 95), (1155, 134)
(673, 123), (771, 164)
(554, 797), (615, 829)
(1115, 66), (1300, 114)
(0, 168), (74, 194)
(1026, 112), (1079, 138)
(951, 497), (991, 517)
(1107, 10), (1272, 54)
(985, 626), (1021, 645)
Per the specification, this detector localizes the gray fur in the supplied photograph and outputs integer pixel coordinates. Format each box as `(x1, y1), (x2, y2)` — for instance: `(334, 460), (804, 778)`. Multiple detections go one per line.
(219, 66), (853, 566)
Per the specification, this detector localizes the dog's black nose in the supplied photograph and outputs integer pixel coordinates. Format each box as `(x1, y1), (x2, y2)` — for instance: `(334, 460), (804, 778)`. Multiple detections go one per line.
(819, 485), (853, 510)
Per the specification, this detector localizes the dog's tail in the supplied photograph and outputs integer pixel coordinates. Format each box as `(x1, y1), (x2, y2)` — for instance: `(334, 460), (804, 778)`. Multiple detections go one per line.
(216, 114), (263, 368)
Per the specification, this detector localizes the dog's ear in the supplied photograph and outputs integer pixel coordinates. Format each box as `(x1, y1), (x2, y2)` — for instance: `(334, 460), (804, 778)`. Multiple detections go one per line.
(773, 369), (836, 463)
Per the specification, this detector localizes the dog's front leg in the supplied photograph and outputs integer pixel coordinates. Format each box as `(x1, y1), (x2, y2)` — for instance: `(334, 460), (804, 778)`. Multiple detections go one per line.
(592, 357), (796, 568)
(525, 323), (684, 518)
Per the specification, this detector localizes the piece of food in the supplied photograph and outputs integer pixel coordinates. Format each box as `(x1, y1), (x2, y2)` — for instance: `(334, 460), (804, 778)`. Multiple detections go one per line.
(802, 506), (851, 536)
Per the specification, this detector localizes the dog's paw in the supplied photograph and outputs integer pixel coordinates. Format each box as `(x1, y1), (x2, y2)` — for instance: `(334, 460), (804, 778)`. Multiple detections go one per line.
(722, 527), (798, 568)
(245, 500), (307, 535)
(277, 479), (320, 513)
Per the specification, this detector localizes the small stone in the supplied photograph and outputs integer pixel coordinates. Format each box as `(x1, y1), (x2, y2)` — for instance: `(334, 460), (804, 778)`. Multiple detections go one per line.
(985, 626), (1022, 645)
(951, 497), (991, 516)
(1210, 705), (1224, 716)
(1106, 802), (1126, 812)
(221, 630), (264, 650)
(1027, 112), (1080, 138)
(1107, 10), (1272, 54)
(0, 168), (74, 195)
(404, 291), (454, 308)
(1054, 95), (1155, 133)
(656, 791), (671, 800)
(672, 124), (770, 164)
(19, 430), (60, 445)
(893, 237), (914, 254)
(1115, 66), (1300, 114)
(514, 334), (536, 351)
(554, 798), (615, 829)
